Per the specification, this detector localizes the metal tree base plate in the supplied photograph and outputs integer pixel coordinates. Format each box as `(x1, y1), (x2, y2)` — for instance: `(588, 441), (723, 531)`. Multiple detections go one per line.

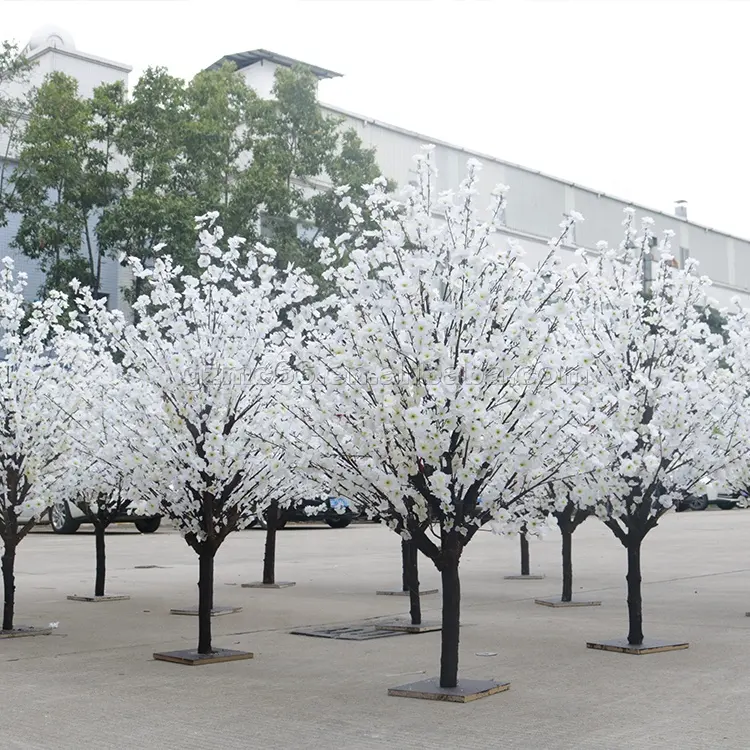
(375, 618), (442, 634)
(376, 588), (438, 596)
(0, 626), (53, 639)
(153, 648), (254, 666)
(169, 606), (242, 617)
(241, 581), (296, 589)
(504, 574), (545, 580)
(67, 594), (130, 603)
(291, 622), (409, 641)
(535, 598), (601, 608)
(587, 638), (689, 655)
(388, 677), (510, 703)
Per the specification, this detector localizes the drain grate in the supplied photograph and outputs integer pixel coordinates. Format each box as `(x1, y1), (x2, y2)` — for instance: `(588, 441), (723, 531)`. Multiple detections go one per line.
(134, 565), (169, 569)
(290, 623), (409, 641)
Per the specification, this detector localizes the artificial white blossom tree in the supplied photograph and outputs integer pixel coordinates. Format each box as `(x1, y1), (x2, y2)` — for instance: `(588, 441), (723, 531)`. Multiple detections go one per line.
(0, 259), (81, 633)
(55, 344), (158, 600)
(571, 210), (746, 648)
(290, 148), (595, 691)
(75, 214), (313, 658)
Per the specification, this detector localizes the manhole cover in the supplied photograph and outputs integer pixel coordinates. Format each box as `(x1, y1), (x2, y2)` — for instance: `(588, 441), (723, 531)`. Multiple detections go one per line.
(290, 624), (409, 641)
(134, 565), (168, 569)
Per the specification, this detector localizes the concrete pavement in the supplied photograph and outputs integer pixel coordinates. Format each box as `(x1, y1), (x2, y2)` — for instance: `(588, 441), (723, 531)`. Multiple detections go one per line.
(3, 510), (750, 749)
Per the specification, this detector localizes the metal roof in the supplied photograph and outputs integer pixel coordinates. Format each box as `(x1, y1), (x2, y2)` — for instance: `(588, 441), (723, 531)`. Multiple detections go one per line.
(206, 49), (342, 79)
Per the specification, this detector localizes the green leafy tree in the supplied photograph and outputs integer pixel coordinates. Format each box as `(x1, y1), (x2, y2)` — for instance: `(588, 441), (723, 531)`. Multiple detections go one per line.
(180, 64), (258, 241)
(0, 40), (34, 229)
(96, 68), (197, 305)
(10, 73), (125, 295)
(9, 60), (388, 304)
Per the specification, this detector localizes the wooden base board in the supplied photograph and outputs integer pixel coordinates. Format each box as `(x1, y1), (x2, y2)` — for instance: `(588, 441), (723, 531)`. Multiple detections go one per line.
(153, 648), (253, 666)
(241, 581), (296, 589)
(376, 588), (438, 596)
(375, 619), (442, 634)
(587, 638), (689, 655)
(504, 574), (545, 580)
(0, 626), (53, 639)
(535, 598), (601, 608)
(67, 594), (130, 603)
(388, 677), (510, 703)
(169, 606), (242, 617)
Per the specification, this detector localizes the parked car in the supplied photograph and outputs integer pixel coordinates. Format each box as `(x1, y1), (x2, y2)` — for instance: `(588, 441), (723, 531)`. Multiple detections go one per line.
(19, 499), (162, 534)
(675, 485), (746, 512)
(250, 497), (359, 529)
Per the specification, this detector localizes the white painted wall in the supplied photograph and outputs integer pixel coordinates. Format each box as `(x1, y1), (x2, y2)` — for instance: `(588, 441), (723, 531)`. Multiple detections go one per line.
(321, 103), (750, 308)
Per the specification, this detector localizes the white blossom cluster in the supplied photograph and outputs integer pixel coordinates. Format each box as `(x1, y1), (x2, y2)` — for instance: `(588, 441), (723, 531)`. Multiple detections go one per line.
(0, 259), (84, 554)
(72, 214), (316, 550)
(286, 146), (600, 543)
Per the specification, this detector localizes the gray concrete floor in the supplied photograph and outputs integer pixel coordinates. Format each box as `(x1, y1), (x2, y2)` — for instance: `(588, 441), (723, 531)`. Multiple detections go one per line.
(3, 510), (750, 749)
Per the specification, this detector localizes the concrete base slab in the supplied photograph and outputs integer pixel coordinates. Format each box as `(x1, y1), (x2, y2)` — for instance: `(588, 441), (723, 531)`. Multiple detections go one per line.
(153, 648), (254, 666)
(169, 606), (242, 617)
(375, 619), (442, 633)
(67, 594), (130, 603)
(535, 598), (602, 608)
(376, 588), (438, 596)
(241, 581), (296, 589)
(586, 638), (689, 655)
(504, 574), (545, 580)
(388, 677), (510, 702)
(0, 626), (53, 639)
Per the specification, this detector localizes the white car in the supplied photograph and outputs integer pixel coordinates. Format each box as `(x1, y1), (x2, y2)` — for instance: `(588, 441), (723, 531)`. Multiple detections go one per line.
(20, 499), (162, 534)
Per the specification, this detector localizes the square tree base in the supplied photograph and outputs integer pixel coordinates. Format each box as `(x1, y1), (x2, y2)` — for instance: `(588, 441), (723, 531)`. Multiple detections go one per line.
(504, 574), (545, 580)
(586, 638), (689, 655)
(388, 677), (510, 703)
(375, 618), (442, 634)
(535, 598), (601, 608)
(0, 626), (54, 639)
(153, 648), (254, 666)
(376, 588), (438, 596)
(67, 594), (130, 603)
(169, 606), (242, 617)
(241, 582), (296, 589)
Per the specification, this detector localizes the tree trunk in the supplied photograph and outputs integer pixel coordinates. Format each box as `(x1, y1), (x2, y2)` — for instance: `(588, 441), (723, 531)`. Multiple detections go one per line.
(561, 526), (573, 602)
(439, 557), (461, 688)
(2, 543), (16, 631)
(404, 539), (421, 625)
(197, 547), (215, 654)
(626, 538), (644, 645)
(401, 539), (409, 592)
(520, 533), (530, 576)
(262, 499), (279, 586)
(94, 523), (106, 598)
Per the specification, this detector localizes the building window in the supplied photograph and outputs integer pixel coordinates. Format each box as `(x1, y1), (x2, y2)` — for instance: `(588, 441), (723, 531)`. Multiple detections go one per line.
(679, 246), (689, 268)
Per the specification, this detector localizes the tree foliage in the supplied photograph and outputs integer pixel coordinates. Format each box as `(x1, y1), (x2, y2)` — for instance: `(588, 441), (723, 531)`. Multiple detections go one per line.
(9, 59), (386, 302)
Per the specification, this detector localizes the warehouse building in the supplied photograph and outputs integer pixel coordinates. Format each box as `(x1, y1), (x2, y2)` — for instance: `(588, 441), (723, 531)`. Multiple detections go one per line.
(2, 25), (747, 308)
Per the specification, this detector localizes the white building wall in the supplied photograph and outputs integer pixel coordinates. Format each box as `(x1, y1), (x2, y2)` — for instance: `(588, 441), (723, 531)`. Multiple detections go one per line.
(322, 103), (750, 309)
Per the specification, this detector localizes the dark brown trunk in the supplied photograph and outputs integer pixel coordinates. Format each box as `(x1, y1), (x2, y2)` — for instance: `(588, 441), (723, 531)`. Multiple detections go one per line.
(404, 539), (421, 625)
(626, 539), (644, 645)
(401, 539), (409, 591)
(262, 499), (279, 585)
(94, 523), (106, 598)
(439, 557), (460, 688)
(561, 527), (573, 602)
(520, 532), (530, 576)
(197, 547), (215, 654)
(2, 543), (16, 631)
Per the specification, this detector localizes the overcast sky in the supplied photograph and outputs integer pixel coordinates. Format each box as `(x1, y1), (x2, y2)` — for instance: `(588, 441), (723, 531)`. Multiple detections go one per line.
(3, 0), (748, 239)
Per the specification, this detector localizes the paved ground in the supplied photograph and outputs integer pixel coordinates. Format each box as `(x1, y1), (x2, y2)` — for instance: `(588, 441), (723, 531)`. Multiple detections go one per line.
(3, 510), (750, 749)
